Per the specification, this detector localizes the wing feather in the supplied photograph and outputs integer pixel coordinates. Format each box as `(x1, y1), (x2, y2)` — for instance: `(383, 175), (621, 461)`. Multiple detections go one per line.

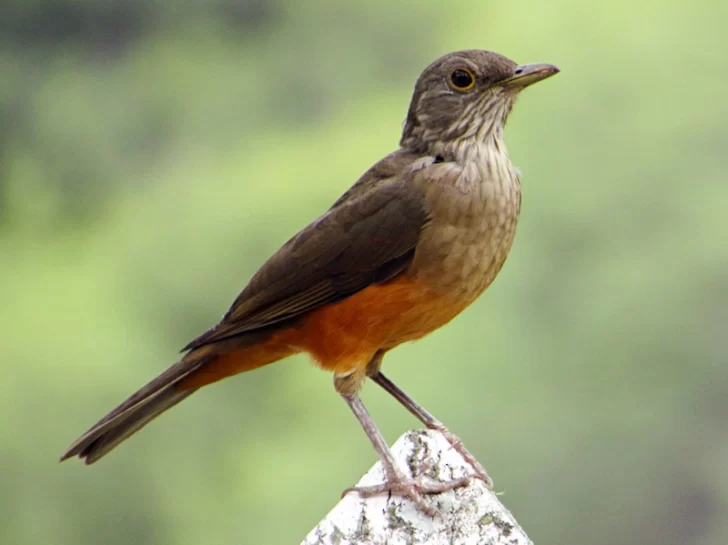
(183, 151), (432, 351)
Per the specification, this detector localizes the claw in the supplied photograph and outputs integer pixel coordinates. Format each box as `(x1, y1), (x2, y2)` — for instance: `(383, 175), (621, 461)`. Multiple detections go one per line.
(343, 475), (471, 517)
(432, 424), (494, 488)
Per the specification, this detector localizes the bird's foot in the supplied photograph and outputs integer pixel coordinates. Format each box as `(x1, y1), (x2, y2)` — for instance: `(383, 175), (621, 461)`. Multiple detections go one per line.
(429, 424), (494, 488)
(343, 474), (470, 517)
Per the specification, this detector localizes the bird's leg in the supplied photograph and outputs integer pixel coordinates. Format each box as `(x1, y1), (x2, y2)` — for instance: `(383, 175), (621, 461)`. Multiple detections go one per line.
(366, 351), (494, 488)
(335, 373), (468, 516)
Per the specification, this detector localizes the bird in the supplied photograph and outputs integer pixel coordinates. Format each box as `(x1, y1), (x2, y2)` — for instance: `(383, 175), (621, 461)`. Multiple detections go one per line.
(61, 49), (559, 515)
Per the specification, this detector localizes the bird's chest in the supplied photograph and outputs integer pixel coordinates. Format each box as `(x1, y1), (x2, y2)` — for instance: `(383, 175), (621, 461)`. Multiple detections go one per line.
(409, 152), (522, 308)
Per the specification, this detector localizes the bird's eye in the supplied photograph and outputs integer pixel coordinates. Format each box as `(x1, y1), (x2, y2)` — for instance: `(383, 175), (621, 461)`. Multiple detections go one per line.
(449, 68), (475, 91)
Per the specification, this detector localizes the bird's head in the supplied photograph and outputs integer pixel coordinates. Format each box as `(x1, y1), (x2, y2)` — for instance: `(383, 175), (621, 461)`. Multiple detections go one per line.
(400, 50), (558, 156)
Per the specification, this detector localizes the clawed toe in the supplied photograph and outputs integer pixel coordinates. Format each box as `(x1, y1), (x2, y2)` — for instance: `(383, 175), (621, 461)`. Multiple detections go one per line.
(430, 426), (494, 488)
(343, 475), (471, 516)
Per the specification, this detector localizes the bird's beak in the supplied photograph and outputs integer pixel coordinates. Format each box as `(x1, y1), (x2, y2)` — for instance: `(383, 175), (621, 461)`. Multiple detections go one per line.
(499, 63), (560, 89)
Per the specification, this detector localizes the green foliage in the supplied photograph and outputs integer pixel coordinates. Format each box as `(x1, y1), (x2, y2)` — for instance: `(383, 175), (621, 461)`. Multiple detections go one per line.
(2, 1), (726, 544)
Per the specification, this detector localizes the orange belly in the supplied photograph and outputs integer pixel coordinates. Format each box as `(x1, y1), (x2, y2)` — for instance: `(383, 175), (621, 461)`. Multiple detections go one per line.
(289, 274), (465, 375)
(177, 275), (465, 390)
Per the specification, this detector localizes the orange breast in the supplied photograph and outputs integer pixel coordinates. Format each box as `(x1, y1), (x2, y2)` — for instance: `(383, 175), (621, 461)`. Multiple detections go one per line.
(288, 274), (466, 375)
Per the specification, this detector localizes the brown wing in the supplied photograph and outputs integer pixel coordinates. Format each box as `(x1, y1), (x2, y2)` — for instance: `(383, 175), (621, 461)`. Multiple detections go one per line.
(183, 151), (432, 351)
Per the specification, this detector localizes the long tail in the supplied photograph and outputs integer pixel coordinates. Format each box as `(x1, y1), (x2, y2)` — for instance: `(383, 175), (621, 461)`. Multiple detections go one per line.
(60, 350), (214, 464)
(61, 327), (298, 464)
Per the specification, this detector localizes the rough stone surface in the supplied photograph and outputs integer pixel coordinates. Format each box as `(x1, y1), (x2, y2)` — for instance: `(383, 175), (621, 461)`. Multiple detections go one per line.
(302, 430), (532, 545)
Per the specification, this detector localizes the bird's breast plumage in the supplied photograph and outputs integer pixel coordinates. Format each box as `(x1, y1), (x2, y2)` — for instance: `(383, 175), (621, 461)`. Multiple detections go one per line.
(409, 139), (522, 307)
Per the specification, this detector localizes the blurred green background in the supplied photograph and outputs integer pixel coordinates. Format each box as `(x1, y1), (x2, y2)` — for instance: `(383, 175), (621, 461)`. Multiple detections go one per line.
(2, 0), (726, 544)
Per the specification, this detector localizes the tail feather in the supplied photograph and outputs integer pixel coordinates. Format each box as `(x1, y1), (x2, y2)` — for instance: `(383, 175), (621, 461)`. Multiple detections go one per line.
(60, 352), (213, 464)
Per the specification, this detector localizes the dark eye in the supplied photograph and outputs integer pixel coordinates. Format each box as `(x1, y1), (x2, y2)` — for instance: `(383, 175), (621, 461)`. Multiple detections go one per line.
(449, 68), (475, 91)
